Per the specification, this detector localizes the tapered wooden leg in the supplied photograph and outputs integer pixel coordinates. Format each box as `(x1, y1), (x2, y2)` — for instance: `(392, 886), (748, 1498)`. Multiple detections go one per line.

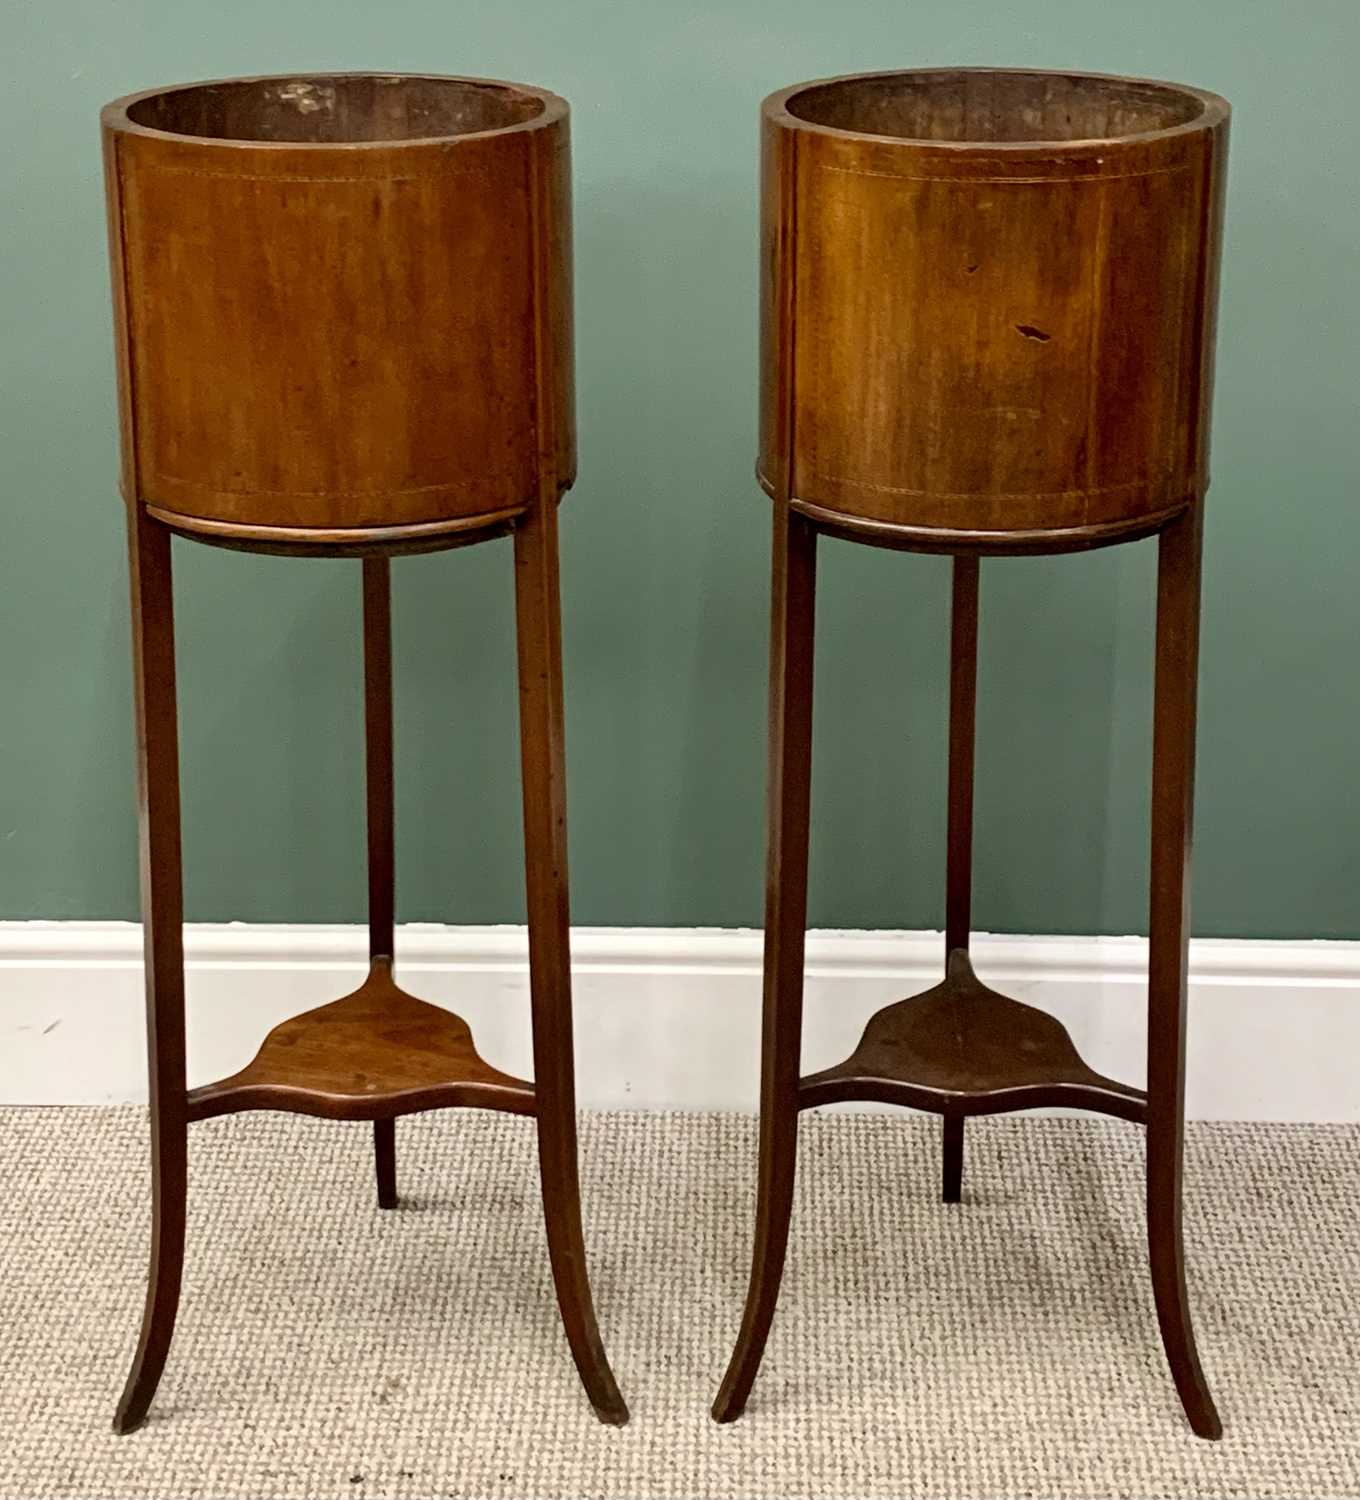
(114, 506), (188, 1435)
(942, 555), (979, 1202)
(1147, 506), (1221, 1440)
(513, 503), (628, 1426)
(373, 1118), (398, 1210)
(362, 558), (400, 1210)
(941, 1114), (964, 1204)
(712, 506), (817, 1423)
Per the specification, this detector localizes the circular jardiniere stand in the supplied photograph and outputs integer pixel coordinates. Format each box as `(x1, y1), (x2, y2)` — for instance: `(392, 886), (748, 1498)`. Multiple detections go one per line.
(102, 72), (626, 1431)
(714, 68), (1229, 1438)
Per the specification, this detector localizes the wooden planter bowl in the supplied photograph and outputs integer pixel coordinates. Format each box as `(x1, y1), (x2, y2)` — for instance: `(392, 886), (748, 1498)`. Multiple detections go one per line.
(102, 72), (572, 550)
(760, 68), (1230, 549)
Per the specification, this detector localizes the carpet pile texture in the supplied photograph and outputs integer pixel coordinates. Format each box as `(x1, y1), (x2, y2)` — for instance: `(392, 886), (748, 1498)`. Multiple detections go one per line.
(3, 1108), (1357, 1498)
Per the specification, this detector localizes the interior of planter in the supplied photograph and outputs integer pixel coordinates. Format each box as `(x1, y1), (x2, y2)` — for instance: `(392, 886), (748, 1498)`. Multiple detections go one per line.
(785, 70), (1204, 144)
(124, 74), (544, 144)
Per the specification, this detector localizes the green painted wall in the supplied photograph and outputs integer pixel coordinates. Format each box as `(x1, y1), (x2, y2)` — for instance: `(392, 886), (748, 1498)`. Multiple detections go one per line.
(1, 0), (1356, 937)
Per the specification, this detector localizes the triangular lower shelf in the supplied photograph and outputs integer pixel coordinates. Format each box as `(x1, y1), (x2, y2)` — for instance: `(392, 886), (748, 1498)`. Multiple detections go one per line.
(799, 949), (1146, 1122)
(186, 959), (535, 1122)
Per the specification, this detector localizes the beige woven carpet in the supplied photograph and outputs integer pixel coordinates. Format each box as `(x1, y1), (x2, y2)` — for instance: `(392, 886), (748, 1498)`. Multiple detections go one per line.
(3, 1109), (1357, 1499)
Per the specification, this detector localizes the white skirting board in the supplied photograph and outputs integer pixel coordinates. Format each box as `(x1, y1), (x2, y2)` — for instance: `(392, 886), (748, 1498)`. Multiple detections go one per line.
(1, 923), (1357, 1120)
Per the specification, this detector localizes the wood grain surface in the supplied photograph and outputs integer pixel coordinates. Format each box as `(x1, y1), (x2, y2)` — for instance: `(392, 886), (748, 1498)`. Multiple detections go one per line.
(759, 68), (1229, 543)
(103, 73), (573, 541)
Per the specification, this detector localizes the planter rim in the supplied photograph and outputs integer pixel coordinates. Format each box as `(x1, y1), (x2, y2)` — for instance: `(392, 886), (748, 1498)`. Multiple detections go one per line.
(101, 71), (567, 152)
(763, 66), (1229, 153)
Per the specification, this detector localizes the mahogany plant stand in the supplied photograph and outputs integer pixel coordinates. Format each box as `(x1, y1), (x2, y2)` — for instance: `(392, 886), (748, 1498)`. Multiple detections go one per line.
(102, 73), (626, 1432)
(714, 69), (1230, 1438)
